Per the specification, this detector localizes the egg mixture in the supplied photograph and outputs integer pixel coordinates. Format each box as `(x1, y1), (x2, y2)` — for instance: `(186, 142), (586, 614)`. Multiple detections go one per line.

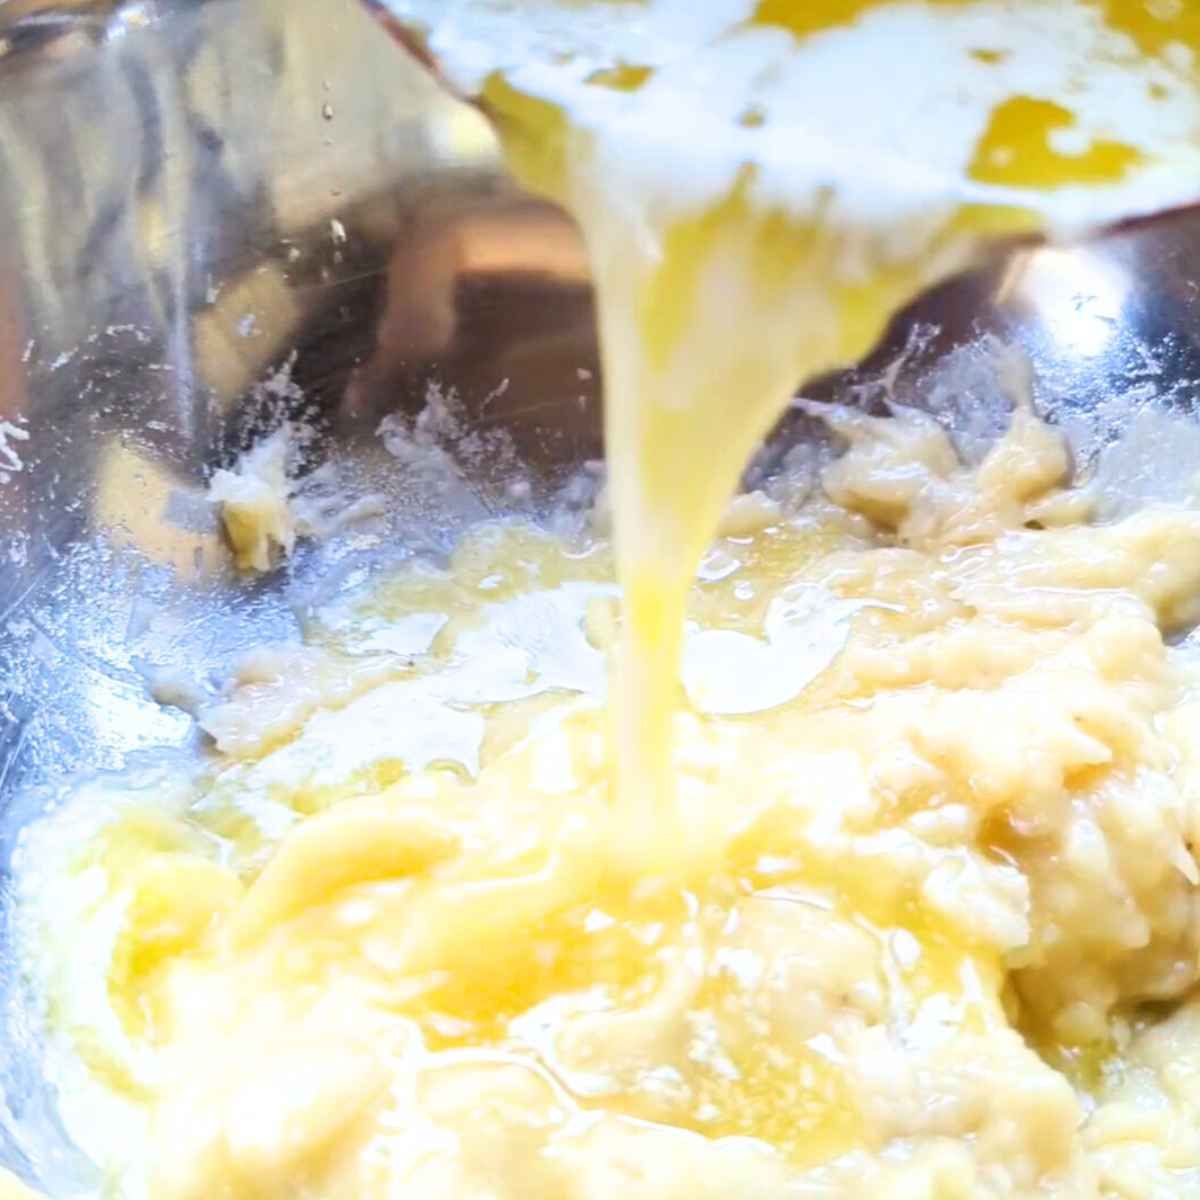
(14, 0), (1200, 1197)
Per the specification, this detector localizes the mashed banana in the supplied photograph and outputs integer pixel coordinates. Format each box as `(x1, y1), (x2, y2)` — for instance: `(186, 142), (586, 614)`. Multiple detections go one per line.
(18, 392), (1200, 1198)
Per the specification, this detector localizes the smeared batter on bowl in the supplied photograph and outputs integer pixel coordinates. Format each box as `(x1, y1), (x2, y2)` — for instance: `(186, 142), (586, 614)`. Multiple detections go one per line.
(17, 387), (1200, 1198)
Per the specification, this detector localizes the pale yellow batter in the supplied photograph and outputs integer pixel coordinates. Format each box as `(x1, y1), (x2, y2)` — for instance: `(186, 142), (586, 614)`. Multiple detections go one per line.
(15, 2), (1200, 1196)
(17, 389), (1200, 1197)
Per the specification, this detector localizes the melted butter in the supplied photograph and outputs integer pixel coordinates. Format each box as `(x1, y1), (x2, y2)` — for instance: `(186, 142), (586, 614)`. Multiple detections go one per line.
(442, 0), (1200, 865)
(753, 0), (964, 37)
(1102, 0), (1200, 57)
(754, 0), (1200, 61)
(970, 96), (1144, 187)
(585, 63), (655, 90)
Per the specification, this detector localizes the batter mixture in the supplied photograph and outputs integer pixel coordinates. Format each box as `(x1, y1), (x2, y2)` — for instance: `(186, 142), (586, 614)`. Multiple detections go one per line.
(14, 0), (1200, 1197)
(18, 384), (1200, 1197)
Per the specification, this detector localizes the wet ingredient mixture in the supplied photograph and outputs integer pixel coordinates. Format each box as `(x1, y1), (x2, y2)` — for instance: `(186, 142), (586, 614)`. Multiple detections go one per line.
(15, 1), (1200, 1197)
(20, 388), (1200, 1197)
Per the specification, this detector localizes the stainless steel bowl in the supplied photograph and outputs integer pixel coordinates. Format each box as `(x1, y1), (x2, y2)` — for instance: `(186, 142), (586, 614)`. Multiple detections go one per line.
(3, 0), (1200, 1190)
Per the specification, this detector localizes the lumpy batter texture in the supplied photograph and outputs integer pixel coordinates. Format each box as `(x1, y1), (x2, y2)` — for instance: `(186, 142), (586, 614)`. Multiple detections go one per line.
(18, 393), (1200, 1197)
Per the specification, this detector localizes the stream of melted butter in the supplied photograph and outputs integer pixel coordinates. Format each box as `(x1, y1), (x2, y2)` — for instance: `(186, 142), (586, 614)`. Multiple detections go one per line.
(421, 0), (1200, 863)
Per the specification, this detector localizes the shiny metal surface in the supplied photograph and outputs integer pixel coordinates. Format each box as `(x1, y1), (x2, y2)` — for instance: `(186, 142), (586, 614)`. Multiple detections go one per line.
(1, 0), (1200, 1191)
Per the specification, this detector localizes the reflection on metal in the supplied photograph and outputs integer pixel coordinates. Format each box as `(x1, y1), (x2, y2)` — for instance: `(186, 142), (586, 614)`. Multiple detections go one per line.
(0, 0), (1199, 1191)
(998, 247), (1131, 359)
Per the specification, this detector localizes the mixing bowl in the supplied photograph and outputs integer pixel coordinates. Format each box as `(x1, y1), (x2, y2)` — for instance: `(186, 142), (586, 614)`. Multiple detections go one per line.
(3, 0), (1200, 1189)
